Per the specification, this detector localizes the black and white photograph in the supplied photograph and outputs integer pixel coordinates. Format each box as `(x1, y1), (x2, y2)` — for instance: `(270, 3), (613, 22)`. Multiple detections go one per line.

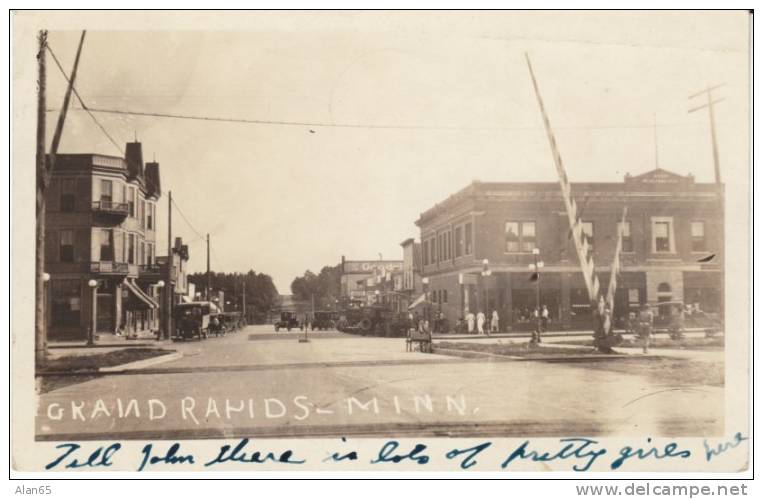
(9, 9), (752, 478)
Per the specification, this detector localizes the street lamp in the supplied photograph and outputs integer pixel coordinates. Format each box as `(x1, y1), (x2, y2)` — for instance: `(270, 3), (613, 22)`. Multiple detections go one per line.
(87, 279), (98, 346)
(528, 248), (544, 343)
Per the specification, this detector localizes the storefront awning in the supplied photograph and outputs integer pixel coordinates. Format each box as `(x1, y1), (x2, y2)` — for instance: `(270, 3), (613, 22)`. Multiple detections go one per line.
(408, 293), (430, 310)
(124, 280), (159, 309)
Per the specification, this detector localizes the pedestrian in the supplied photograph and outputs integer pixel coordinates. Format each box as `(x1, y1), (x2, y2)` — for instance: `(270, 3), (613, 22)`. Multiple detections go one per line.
(466, 311), (475, 333)
(490, 310), (499, 335)
(476, 310), (486, 335)
(638, 303), (654, 354)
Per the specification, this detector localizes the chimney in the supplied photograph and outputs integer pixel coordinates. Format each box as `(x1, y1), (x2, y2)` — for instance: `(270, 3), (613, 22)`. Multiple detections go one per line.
(125, 142), (144, 180)
(145, 161), (161, 198)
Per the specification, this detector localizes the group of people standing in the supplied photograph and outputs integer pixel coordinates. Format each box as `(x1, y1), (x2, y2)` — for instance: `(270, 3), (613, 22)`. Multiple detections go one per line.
(463, 310), (499, 336)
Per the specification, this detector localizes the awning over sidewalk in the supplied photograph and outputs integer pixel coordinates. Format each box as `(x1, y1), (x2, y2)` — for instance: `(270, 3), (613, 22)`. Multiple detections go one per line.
(408, 293), (430, 310)
(124, 279), (159, 309)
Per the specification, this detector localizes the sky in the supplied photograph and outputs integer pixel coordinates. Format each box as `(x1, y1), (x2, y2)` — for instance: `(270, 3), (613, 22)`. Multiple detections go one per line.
(40, 11), (750, 293)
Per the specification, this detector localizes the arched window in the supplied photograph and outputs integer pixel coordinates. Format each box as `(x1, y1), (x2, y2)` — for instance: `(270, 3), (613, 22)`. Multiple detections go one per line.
(657, 283), (672, 293)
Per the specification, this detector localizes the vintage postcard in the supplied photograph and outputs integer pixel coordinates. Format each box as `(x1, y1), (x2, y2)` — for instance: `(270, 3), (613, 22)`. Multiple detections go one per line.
(10, 10), (752, 475)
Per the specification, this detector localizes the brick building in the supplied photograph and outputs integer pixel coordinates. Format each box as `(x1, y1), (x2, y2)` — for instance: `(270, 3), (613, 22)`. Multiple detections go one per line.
(414, 168), (723, 331)
(44, 142), (165, 340)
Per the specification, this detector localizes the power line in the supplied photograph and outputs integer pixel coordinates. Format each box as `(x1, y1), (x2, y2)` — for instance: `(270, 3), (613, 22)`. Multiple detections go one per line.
(171, 197), (206, 241)
(53, 105), (704, 132)
(45, 42), (124, 155)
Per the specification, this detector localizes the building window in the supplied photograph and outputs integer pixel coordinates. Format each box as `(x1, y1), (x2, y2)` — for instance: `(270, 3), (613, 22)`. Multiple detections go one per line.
(505, 222), (520, 252)
(100, 229), (114, 261)
(140, 241), (145, 265)
(618, 221), (633, 252)
(522, 222), (537, 252)
(430, 237), (436, 264)
(128, 187), (136, 217)
(59, 229), (74, 262)
(652, 217), (674, 253)
(139, 199), (146, 228)
(61, 179), (76, 212)
(445, 231), (451, 260)
(443, 289), (448, 303)
(455, 226), (463, 257)
(147, 243), (154, 265)
(465, 223), (473, 254)
(51, 279), (81, 327)
(505, 221), (537, 253)
(147, 203), (154, 230)
(100, 179), (113, 204)
(691, 221), (706, 252)
(423, 240), (429, 266)
(128, 233), (135, 264)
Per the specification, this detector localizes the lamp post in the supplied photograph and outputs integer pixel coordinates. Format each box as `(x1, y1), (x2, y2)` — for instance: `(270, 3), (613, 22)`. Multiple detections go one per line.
(87, 279), (98, 346)
(156, 280), (165, 339)
(528, 248), (544, 343)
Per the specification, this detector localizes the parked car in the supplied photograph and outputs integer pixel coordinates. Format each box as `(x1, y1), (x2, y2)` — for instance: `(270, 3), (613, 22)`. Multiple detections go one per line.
(311, 311), (337, 330)
(274, 311), (300, 332)
(174, 301), (212, 340)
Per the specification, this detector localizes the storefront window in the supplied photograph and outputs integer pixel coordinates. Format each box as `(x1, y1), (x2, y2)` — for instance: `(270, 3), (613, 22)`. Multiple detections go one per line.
(51, 279), (81, 327)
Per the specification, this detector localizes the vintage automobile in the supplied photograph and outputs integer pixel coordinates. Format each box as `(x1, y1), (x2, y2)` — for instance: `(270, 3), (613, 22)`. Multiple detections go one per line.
(311, 311), (337, 330)
(274, 311), (301, 332)
(623, 300), (722, 339)
(174, 301), (212, 341)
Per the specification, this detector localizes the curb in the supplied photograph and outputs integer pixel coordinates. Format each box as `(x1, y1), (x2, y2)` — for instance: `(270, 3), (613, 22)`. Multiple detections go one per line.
(433, 346), (645, 363)
(99, 351), (183, 372)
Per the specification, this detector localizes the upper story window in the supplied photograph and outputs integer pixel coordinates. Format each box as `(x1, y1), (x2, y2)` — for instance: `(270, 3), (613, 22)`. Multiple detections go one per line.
(464, 223), (473, 255)
(99, 229), (114, 261)
(437, 233), (443, 262)
(423, 239), (429, 266)
(618, 221), (633, 253)
(651, 217), (675, 253)
(127, 233), (135, 264)
(128, 187), (136, 217)
(430, 236), (436, 264)
(61, 179), (76, 212)
(147, 202), (154, 230)
(139, 200), (146, 228)
(100, 179), (113, 204)
(691, 221), (706, 252)
(505, 221), (536, 253)
(59, 229), (74, 262)
(445, 231), (451, 260)
(455, 226), (463, 257)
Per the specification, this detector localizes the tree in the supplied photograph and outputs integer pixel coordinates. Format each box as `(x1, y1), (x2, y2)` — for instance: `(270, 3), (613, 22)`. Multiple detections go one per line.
(290, 264), (341, 309)
(187, 270), (279, 323)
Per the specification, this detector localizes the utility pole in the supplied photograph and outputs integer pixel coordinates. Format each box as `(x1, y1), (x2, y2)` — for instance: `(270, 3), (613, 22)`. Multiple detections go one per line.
(689, 84), (725, 322)
(164, 190), (172, 340)
(34, 31), (48, 367)
(688, 84), (724, 184)
(36, 30), (86, 366)
(206, 234), (211, 301)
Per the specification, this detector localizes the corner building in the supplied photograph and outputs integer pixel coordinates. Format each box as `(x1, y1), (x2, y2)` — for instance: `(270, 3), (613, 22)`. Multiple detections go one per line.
(44, 142), (162, 340)
(414, 168), (723, 331)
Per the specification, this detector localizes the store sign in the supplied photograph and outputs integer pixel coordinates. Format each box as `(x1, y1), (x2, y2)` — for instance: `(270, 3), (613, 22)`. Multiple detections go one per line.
(343, 261), (403, 274)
